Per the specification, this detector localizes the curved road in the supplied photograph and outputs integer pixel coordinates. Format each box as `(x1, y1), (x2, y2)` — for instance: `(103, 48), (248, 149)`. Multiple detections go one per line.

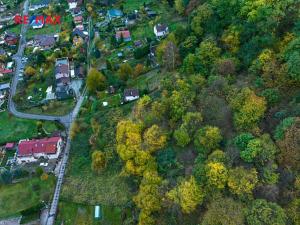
(8, 0), (83, 128)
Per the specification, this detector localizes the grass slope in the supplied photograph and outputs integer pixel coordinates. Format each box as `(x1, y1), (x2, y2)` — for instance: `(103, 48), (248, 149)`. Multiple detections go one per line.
(0, 176), (55, 218)
(0, 111), (59, 144)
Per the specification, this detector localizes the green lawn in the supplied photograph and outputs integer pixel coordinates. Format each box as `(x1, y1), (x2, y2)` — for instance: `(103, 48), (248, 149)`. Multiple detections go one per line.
(27, 24), (61, 39)
(22, 99), (76, 116)
(122, 0), (153, 11)
(7, 25), (22, 35)
(0, 176), (55, 218)
(0, 111), (59, 145)
(55, 201), (124, 225)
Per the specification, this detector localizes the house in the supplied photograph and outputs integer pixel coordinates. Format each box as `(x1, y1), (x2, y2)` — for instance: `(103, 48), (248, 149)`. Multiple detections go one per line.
(0, 48), (6, 55)
(56, 85), (73, 100)
(134, 40), (143, 48)
(74, 15), (83, 24)
(4, 32), (18, 46)
(124, 89), (139, 102)
(72, 28), (88, 45)
(0, 68), (13, 76)
(107, 9), (123, 21)
(29, 0), (50, 11)
(116, 30), (131, 42)
(6, 62), (13, 69)
(67, 0), (82, 9)
(16, 137), (63, 164)
(33, 35), (57, 49)
(55, 58), (73, 99)
(75, 65), (85, 78)
(5, 143), (14, 150)
(147, 10), (157, 18)
(108, 85), (115, 94)
(31, 19), (44, 29)
(0, 82), (10, 99)
(0, 3), (7, 13)
(125, 13), (138, 26)
(154, 24), (169, 39)
(71, 7), (82, 16)
(45, 86), (55, 100)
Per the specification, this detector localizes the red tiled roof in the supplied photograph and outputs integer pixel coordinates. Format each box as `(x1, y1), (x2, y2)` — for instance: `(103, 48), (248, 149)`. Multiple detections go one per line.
(74, 16), (83, 22)
(0, 68), (13, 74)
(5, 143), (14, 149)
(116, 30), (131, 39)
(18, 137), (61, 156)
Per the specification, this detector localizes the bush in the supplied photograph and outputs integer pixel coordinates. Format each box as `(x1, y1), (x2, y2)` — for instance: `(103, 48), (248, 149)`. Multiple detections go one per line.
(134, 45), (150, 59)
(274, 117), (295, 140)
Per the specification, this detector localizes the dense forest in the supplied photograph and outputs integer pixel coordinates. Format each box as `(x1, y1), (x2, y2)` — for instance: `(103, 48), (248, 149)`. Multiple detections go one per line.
(85, 0), (300, 224)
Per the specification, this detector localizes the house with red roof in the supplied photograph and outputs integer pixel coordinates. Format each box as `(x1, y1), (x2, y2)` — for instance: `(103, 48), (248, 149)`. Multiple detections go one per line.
(16, 137), (63, 163)
(115, 30), (131, 42)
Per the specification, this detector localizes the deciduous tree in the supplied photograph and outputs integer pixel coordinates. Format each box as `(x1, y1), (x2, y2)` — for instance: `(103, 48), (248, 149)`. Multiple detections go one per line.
(87, 68), (106, 94)
(228, 167), (258, 197)
(167, 176), (205, 214)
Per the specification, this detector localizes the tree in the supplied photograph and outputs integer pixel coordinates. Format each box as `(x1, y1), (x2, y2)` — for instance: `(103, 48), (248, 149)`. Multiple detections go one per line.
(286, 199), (300, 225)
(86, 68), (106, 94)
(284, 37), (300, 82)
(91, 151), (106, 172)
(191, 3), (213, 37)
(215, 58), (236, 76)
(246, 199), (287, 225)
(118, 63), (133, 81)
(240, 134), (278, 165)
(143, 124), (167, 153)
(221, 25), (241, 54)
(201, 197), (245, 225)
(175, 0), (185, 14)
(228, 167), (258, 197)
(167, 176), (205, 214)
(182, 112), (203, 135)
(206, 162), (228, 189)
(194, 126), (222, 154)
(25, 66), (36, 76)
(180, 36), (198, 58)
(196, 38), (221, 74)
(163, 41), (181, 71)
(182, 53), (199, 74)
(133, 170), (162, 225)
(230, 88), (267, 130)
(134, 64), (144, 78)
(174, 127), (191, 147)
(35, 167), (43, 177)
(276, 117), (300, 170)
(234, 133), (254, 150)
(40, 173), (49, 181)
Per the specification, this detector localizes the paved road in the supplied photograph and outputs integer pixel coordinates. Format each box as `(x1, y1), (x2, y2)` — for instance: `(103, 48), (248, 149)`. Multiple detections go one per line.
(6, 2), (88, 225)
(8, 0), (82, 128)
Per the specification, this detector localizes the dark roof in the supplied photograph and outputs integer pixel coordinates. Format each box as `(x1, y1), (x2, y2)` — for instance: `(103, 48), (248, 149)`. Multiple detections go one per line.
(155, 24), (168, 32)
(127, 13), (138, 20)
(55, 64), (68, 74)
(34, 35), (55, 47)
(56, 86), (71, 99)
(72, 28), (86, 38)
(0, 48), (6, 54)
(56, 77), (71, 85)
(71, 7), (82, 14)
(134, 40), (142, 47)
(124, 89), (139, 97)
(31, 0), (50, 6)
(75, 66), (85, 78)
(147, 11), (157, 17)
